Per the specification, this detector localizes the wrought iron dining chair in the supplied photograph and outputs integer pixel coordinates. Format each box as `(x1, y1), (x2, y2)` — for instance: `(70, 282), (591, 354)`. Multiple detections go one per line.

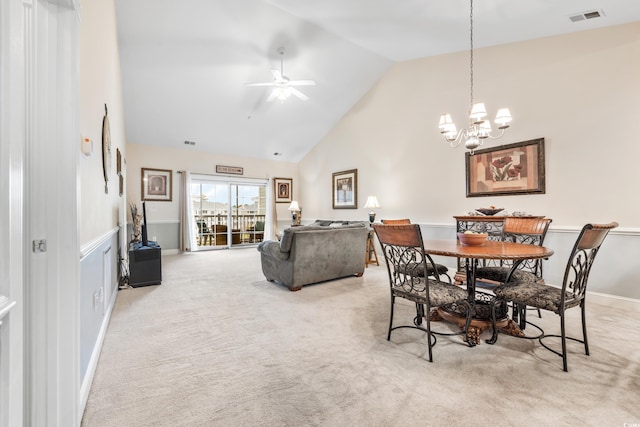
(487, 222), (618, 371)
(474, 217), (552, 322)
(373, 224), (475, 362)
(380, 219), (452, 283)
(474, 217), (552, 286)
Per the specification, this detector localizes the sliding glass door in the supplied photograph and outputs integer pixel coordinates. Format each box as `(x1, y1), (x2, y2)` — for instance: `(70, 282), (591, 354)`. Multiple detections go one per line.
(230, 184), (267, 246)
(190, 177), (267, 250)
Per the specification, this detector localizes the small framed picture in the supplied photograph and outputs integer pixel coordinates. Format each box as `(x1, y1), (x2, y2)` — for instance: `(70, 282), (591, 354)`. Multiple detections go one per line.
(141, 168), (172, 201)
(274, 177), (292, 203)
(332, 169), (357, 209)
(116, 148), (122, 175)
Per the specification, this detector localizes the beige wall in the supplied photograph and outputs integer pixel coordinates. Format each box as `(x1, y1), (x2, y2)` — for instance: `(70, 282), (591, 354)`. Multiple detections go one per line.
(298, 22), (640, 229)
(125, 143), (299, 226)
(79, 0), (127, 246)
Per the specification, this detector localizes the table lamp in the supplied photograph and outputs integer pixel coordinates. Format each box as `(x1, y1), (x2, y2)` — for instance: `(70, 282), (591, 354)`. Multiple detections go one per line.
(363, 196), (380, 224)
(288, 201), (301, 226)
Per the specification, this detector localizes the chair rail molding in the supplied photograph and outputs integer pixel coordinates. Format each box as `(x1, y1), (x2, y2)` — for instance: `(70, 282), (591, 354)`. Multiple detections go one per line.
(80, 226), (119, 259)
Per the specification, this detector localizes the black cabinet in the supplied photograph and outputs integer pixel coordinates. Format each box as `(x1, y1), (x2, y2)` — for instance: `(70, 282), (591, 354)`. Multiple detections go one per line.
(128, 241), (162, 287)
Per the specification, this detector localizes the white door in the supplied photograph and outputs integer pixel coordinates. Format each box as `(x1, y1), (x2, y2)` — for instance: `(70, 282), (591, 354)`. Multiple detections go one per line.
(0, 0), (81, 425)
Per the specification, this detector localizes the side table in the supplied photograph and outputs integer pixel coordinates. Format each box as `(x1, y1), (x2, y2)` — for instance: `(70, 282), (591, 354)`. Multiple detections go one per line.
(365, 229), (379, 267)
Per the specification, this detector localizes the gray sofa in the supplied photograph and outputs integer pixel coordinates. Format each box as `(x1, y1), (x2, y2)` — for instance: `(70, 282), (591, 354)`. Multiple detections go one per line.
(257, 220), (369, 291)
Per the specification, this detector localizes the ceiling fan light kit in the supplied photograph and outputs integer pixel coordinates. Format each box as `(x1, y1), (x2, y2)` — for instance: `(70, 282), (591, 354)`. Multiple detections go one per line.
(245, 47), (316, 103)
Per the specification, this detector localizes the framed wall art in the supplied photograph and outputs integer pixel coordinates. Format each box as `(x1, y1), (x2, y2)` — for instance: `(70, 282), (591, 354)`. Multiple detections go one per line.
(102, 104), (111, 194)
(332, 169), (358, 209)
(141, 168), (173, 201)
(274, 177), (292, 203)
(465, 138), (545, 197)
(116, 148), (122, 175)
(216, 165), (243, 175)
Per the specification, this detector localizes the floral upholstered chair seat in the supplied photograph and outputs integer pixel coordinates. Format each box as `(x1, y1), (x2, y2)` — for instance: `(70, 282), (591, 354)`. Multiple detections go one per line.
(474, 266), (541, 285)
(493, 282), (578, 312)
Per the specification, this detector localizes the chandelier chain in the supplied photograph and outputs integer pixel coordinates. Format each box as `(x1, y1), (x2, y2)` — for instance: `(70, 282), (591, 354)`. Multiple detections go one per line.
(469, 0), (474, 108)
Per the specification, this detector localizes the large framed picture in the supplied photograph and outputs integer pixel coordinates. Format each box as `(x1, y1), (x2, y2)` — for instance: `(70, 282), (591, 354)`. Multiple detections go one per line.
(274, 177), (293, 203)
(332, 169), (358, 209)
(466, 138), (545, 197)
(141, 168), (173, 201)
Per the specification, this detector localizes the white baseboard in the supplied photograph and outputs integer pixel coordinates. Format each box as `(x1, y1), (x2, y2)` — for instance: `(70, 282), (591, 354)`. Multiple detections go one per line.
(588, 291), (640, 313)
(79, 288), (117, 419)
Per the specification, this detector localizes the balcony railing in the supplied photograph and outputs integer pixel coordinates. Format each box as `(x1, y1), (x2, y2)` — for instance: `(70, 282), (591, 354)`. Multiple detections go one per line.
(195, 214), (266, 246)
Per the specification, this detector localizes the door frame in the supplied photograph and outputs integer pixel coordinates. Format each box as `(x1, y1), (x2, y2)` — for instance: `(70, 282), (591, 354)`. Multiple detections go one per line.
(0, 0), (27, 425)
(190, 175), (269, 249)
(0, 0), (81, 425)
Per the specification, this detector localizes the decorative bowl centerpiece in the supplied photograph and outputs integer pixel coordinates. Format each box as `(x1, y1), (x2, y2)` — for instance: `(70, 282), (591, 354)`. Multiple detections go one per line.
(476, 207), (504, 216)
(457, 232), (488, 246)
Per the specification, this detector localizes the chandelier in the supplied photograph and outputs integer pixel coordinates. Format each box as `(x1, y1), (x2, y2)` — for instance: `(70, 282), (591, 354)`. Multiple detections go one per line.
(438, 0), (512, 153)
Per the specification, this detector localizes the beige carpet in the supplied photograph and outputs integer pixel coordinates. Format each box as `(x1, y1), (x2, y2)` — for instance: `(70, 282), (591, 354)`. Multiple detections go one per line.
(81, 248), (640, 427)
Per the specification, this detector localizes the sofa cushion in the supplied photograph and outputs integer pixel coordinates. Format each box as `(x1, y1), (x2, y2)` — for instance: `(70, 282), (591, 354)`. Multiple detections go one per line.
(257, 240), (290, 261)
(280, 222), (366, 252)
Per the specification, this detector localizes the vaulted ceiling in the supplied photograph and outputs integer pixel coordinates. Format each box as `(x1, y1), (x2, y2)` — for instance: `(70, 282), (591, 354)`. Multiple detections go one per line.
(115, 0), (640, 162)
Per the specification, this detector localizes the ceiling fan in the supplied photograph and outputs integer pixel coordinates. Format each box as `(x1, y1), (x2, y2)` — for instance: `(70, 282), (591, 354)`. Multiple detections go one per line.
(245, 47), (316, 102)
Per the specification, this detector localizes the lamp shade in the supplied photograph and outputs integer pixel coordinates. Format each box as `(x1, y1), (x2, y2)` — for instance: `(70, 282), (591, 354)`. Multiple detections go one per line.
(363, 196), (380, 209)
(438, 113), (452, 130)
(494, 108), (512, 127)
(469, 102), (487, 122)
(288, 201), (300, 211)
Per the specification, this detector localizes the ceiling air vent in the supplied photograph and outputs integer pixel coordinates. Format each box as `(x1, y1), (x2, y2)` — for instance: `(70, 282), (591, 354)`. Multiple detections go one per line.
(569, 9), (605, 22)
(184, 140), (196, 146)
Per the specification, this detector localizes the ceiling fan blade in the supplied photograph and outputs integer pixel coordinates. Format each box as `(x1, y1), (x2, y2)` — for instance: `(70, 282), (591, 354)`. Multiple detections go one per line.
(288, 80), (316, 86)
(290, 87), (309, 101)
(266, 89), (278, 103)
(245, 82), (275, 87)
(271, 69), (283, 81)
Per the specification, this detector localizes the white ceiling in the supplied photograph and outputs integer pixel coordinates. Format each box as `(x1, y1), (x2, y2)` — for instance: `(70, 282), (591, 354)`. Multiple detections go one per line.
(114, 0), (640, 162)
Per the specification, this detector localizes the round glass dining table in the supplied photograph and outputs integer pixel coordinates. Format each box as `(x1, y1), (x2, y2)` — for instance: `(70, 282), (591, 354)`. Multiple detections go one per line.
(422, 239), (554, 344)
